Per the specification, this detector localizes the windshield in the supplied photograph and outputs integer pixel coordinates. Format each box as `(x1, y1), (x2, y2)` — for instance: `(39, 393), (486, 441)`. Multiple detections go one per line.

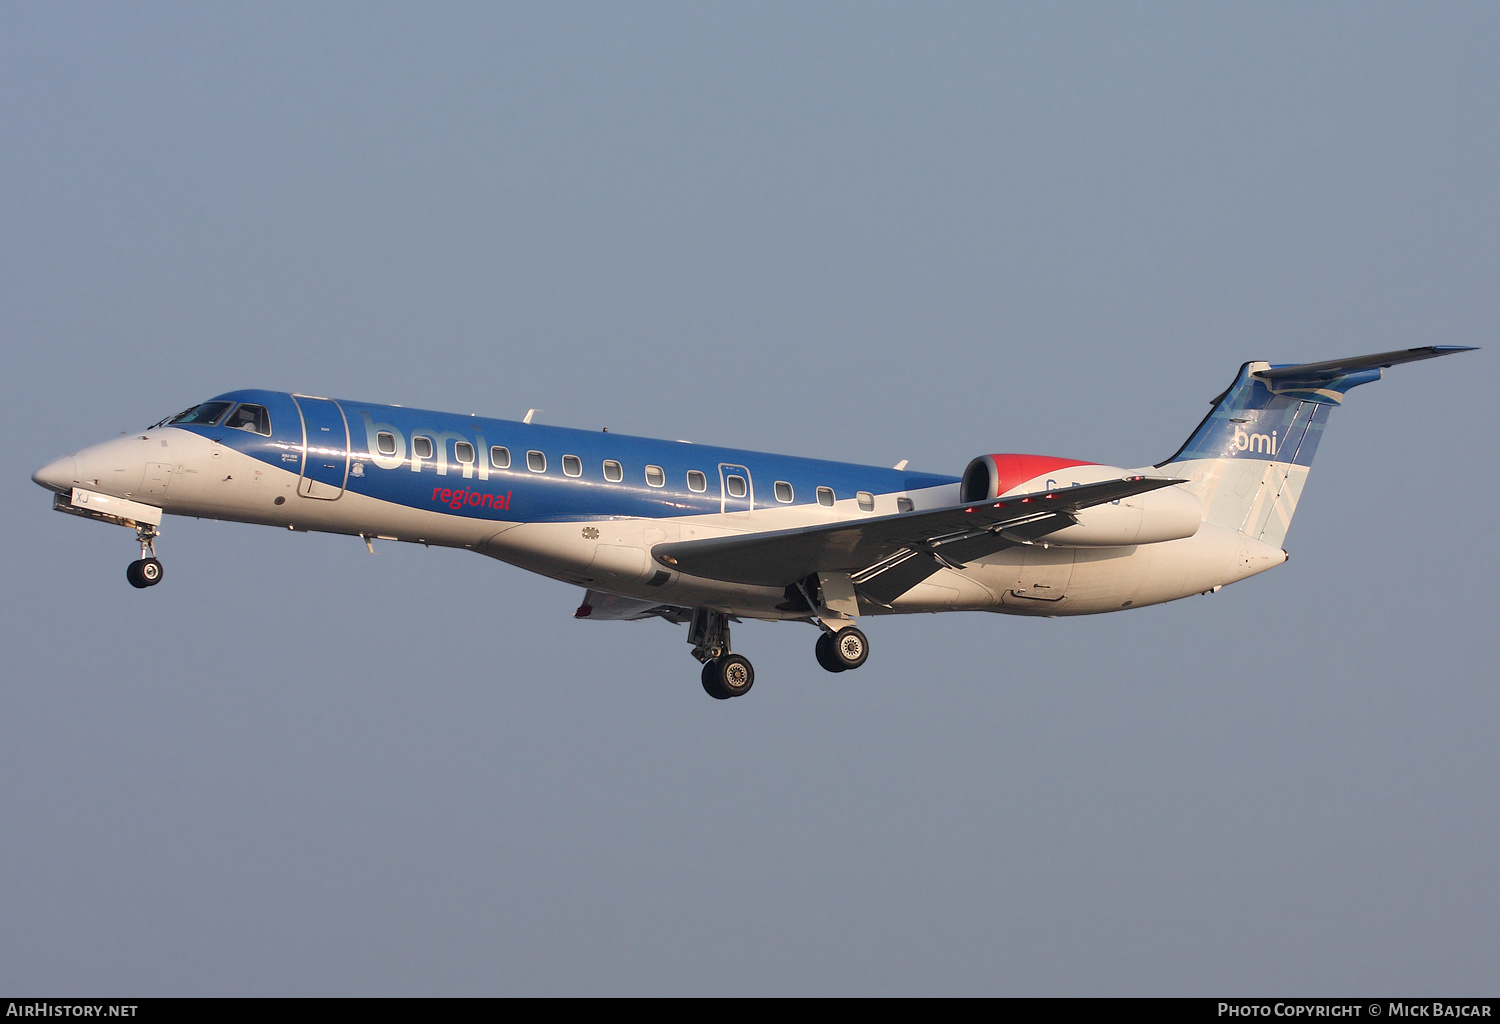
(165, 401), (233, 427)
(222, 403), (271, 436)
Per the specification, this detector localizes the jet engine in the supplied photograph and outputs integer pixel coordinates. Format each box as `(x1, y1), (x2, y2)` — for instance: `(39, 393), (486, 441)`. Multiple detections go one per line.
(961, 453), (1202, 547)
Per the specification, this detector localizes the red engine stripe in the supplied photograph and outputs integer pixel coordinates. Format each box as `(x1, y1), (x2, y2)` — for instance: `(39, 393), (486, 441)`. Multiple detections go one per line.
(986, 454), (1094, 496)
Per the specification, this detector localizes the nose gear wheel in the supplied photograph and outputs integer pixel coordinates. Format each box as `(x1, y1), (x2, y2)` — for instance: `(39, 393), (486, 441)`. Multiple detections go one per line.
(126, 524), (164, 589)
(127, 557), (164, 589)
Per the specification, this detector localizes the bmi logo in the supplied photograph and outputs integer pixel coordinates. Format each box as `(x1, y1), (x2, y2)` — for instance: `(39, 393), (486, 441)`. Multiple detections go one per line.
(1232, 426), (1277, 456)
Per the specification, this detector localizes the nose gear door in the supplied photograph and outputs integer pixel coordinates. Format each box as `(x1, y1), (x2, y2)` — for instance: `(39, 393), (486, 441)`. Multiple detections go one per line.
(291, 395), (350, 500)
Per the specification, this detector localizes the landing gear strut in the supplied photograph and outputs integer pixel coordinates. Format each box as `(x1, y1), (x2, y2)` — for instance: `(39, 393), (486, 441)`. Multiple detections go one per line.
(815, 625), (869, 673)
(126, 524), (164, 589)
(689, 609), (754, 699)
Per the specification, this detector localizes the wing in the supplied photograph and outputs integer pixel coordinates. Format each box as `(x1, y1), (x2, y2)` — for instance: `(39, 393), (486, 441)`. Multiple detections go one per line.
(652, 475), (1186, 605)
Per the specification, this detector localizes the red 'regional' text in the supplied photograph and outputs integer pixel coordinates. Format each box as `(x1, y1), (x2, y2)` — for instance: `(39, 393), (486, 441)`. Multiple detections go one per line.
(433, 486), (512, 511)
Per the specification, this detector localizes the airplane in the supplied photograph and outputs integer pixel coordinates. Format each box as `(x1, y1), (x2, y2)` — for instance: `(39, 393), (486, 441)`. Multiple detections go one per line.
(32, 346), (1475, 699)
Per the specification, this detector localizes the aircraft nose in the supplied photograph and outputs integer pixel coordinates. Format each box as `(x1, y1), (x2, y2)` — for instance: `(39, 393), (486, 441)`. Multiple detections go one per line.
(32, 455), (78, 493)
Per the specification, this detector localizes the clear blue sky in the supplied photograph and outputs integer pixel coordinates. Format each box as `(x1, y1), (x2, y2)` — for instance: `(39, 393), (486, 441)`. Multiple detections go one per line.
(2, 2), (1495, 995)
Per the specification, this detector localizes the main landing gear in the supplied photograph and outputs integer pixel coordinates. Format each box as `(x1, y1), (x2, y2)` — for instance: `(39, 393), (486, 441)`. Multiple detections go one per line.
(701, 655), (754, 700)
(689, 609), (755, 700)
(686, 609), (873, 698)
(126, 524), (164, 589)
(815, 625), (869, 673)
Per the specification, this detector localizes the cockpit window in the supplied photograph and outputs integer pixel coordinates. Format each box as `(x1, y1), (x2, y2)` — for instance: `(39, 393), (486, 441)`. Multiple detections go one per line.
(223, 403), (271, 436)
(167, 401), (233, 427)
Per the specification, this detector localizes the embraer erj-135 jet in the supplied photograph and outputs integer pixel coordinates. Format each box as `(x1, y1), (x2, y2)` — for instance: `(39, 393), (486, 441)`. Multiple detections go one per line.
(33, 347), (1473, 699)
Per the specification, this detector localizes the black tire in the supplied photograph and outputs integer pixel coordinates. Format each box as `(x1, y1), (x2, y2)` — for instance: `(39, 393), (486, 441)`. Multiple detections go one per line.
(715, 654), (754, 697)
(126, 560), (150, 589)
(830, 626), (869, 670)
(139, 557), (164, 586)
(701, 660), (731, 700)
(815, 632), (848, 673)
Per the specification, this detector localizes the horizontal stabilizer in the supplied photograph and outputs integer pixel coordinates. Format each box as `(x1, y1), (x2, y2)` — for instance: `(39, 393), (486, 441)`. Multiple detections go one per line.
(1255, 346), (1476, 383)
(652, 475), (1185, 591)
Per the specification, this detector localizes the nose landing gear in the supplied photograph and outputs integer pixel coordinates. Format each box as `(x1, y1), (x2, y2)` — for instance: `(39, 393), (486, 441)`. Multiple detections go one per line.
(126, 558), (163, 588)
(126, 524), (164, 589)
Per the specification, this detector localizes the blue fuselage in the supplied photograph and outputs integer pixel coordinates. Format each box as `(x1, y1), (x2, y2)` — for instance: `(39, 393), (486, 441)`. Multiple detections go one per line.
(196, 389), (957, 523)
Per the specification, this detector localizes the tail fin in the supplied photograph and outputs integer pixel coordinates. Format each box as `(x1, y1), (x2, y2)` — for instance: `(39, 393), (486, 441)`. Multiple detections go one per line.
(1161, 346), (1475, 547)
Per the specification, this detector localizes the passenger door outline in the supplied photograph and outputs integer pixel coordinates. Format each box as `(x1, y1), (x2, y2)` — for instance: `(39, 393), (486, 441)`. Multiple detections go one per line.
(719, 463), (753, 517)
(291, 395), (350, 500)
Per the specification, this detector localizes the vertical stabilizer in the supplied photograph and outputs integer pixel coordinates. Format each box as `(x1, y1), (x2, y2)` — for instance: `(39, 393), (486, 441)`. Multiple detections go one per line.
(1160, 346), (1474, 547)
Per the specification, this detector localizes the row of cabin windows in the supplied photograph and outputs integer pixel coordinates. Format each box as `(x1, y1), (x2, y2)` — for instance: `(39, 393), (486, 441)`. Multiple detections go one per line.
(164, 411), (914, 512)
(375, 431), (913, 512)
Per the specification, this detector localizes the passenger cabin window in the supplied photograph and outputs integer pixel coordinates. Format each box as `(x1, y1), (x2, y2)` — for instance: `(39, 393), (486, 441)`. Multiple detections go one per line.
(857, 491), (875, 512)
(726, 475), (748, 498)
(645, 465), (665, 487)
(490, 446), (510, 469)
(527, 450), (546, 473)
(413, 436), (434, 459)
(603, 460), (623, 482)
(454, 441), (475, 465)
(687, 470), (707, 492)
(167, 401), (233, 427)
(376, 431), (398, 456)
(224, 404), (271, 436)
(817, 486), (835, 507)
(774, 481), (794, 503)
(897, 497), (914, 513)
(562, 455), (582, 477)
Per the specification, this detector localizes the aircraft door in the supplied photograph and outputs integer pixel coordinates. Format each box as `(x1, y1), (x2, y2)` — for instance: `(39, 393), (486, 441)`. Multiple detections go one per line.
(291, 395), (350, 500)
(998, 546), (1076, 608)
(719, 464), (753, 517)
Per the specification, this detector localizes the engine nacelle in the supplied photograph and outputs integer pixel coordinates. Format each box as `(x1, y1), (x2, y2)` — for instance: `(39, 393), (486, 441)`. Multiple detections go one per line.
(961, 453), (1202, 547)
